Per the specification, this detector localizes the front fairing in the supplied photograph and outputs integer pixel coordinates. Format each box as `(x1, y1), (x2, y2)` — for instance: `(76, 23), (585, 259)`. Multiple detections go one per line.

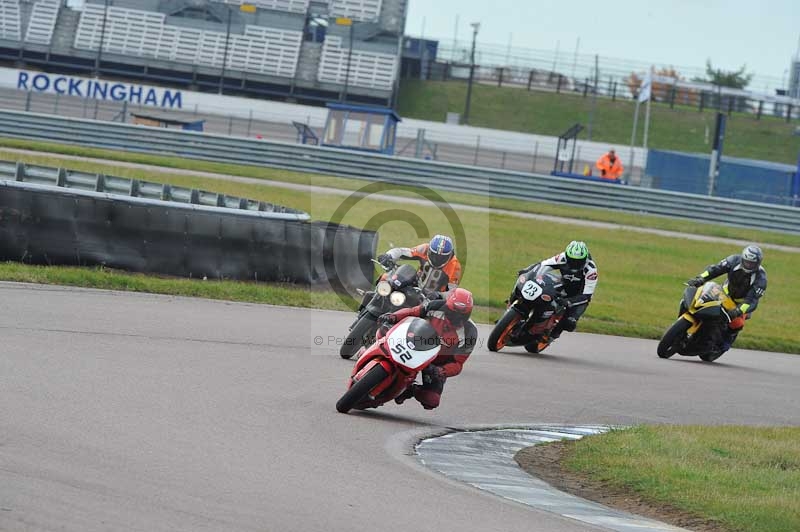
(513, 270), (562, 315)
(390, 264), (418, 289)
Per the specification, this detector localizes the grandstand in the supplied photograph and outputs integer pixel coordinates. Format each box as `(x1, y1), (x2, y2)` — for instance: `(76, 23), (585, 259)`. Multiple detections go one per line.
(0, 0), (406, 106)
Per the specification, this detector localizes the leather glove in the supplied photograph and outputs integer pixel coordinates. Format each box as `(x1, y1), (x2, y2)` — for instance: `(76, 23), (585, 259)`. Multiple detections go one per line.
(377, 254), (395, 268)
(726, 307), (743, 320)
(422, 365), (447, 385)
(425, 290), (444, 300)
(379, 313), (398, 327)
(686, 276), (705, 287)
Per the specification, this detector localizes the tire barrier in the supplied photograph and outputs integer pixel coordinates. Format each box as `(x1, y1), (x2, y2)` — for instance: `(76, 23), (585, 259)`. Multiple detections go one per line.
(0, 180), (377, 289)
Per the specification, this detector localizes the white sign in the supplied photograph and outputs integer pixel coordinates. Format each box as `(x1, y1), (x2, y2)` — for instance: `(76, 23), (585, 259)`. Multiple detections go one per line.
(7, 69), (183, 109)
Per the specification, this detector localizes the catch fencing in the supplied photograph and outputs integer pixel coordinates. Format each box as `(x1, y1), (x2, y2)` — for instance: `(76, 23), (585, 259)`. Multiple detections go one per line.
(0, 110), (798, 234)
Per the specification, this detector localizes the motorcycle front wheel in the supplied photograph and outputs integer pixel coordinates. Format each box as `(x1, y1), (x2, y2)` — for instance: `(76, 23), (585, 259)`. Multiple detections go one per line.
(488, 309), (522, 352)
(336, 364), (390, 413)
(339, 315), (378, 359)
(657, 318), (691, 359)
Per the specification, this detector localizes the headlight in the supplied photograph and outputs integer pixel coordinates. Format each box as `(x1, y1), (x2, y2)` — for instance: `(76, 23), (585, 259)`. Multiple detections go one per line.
(376, 281), (392, 296)
(389, 291), (407, 307)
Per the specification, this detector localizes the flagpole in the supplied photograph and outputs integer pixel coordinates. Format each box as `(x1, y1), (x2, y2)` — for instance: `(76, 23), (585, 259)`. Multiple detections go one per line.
(628, 98), (640, 181)
(642, 66), (654, 149)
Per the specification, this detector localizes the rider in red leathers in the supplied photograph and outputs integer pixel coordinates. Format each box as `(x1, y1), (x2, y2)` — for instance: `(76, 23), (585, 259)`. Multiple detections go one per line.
(379, 288), (477, 410)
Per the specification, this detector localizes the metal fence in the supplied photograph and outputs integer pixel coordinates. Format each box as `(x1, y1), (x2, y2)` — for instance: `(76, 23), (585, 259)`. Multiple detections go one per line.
(426, 38), (800, 121)
(0, 109), (797, 233)
(421, 62), (800, 122)
(0, 87), (644, 180)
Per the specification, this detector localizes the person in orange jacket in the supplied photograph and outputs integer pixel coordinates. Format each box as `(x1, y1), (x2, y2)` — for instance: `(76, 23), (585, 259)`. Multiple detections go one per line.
(596, 149), (624, 180)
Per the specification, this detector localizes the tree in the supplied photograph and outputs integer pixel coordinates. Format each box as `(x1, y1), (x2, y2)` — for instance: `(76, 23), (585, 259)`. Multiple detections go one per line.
(625, 72), (642, 99)
(693, 60), (753, 89)
(626, 67), (698, 105)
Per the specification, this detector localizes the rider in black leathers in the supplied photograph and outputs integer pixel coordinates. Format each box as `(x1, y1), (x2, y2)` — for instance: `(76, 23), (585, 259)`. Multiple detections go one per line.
(516, 240), (598, 340)
(686, 245), (767, 352)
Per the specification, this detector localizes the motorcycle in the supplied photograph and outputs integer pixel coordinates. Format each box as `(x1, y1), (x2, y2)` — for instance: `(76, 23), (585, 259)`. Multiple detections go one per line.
(657, 281), (738, 362)
(487, 265), (567, 353)
(339, 259), (427, 359)
(336, 317), (441, 413)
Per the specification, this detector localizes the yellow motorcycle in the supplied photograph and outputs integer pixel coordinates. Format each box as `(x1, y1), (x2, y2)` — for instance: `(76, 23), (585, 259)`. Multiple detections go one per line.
(657, 281), (737, 362)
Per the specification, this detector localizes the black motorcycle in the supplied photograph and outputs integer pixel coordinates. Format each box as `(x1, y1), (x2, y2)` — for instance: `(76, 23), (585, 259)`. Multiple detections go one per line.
(339, 260), (428, 359)
(487, 265), (567, 353)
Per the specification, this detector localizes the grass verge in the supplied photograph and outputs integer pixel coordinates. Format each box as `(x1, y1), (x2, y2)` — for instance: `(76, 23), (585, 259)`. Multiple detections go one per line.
(1, 145), (799, 354)
(2, 139), (799, 248)
(398, 80), (800, 165)
(559, 425), (800, 532)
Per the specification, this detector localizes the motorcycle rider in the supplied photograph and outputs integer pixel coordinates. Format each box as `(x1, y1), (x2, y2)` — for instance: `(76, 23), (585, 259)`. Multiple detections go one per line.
(376, 234), (462, 293)
(515, 241), (598, 343)
(378, 288), (477, 410)
(686, 245), (767, 352)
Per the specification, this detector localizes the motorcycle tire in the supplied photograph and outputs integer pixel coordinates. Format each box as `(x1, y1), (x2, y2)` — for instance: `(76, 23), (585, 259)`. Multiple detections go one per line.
(339, 315), (378, 359)
(336, 364), (390, 413)
(699, 350), (723, 363)
(657, 318), (691, 359)
(488, 309), (521, 352)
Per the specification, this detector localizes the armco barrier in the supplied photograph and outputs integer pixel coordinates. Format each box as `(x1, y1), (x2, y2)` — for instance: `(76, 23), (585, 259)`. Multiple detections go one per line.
(0, 110), (798, 234)
(0, 179), (377, 289)
(0, 159), (310, 220)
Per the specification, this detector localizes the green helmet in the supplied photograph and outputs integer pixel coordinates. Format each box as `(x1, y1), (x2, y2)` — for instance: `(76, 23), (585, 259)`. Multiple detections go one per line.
(565, 240), (589, 266)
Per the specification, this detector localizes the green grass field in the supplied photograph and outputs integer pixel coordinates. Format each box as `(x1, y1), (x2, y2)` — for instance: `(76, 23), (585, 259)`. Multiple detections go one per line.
(2, 147), (798, 353)
(3, 140), (799, 248)
(398, 80), (800, 164)
(560, 425), (800, 532)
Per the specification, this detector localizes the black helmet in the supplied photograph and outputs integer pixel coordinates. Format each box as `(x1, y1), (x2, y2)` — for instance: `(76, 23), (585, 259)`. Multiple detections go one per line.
(740, 245), (763, 273)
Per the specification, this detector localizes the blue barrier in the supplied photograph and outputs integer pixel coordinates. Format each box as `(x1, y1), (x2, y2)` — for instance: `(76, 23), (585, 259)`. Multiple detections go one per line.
(645, 150), (798, 205)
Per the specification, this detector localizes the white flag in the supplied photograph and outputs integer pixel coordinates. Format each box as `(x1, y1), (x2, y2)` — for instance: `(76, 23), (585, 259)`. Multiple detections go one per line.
(638, 72), (652, 103)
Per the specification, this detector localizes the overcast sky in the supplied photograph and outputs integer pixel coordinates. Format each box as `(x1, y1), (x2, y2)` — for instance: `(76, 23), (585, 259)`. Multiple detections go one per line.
(406, 0), (799, 84)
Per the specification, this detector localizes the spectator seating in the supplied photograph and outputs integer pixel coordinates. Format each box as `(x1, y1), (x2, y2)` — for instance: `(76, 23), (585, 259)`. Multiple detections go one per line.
(211, 0), (310, 14)
(74, 3), (302, 79)
(329, 0), (383, 22)
(317, 35), (397, 90)
(0, 0), (22, 41)
(24, 0), (61, 45)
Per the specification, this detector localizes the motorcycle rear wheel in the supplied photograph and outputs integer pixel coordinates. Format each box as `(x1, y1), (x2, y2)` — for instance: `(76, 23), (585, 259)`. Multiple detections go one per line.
(336, 364), (390, 413)
(657, 318), (691, 359)
(488, 309), (521, 352)
(339, 315), (377, 359)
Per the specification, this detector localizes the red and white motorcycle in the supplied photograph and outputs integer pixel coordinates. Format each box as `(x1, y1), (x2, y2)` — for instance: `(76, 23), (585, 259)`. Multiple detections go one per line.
(335, 317), (441, 414)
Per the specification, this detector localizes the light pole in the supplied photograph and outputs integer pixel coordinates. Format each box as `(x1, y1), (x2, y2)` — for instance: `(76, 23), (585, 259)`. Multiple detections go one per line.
(335, 17), (354, 102)
(462, 22), (479, 125)
(218, 4), (233, 94)
(94, 0), (109, 77)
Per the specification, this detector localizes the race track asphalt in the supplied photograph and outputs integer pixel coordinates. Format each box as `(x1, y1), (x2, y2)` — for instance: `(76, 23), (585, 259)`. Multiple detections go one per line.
(1, 283), (798, 532)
